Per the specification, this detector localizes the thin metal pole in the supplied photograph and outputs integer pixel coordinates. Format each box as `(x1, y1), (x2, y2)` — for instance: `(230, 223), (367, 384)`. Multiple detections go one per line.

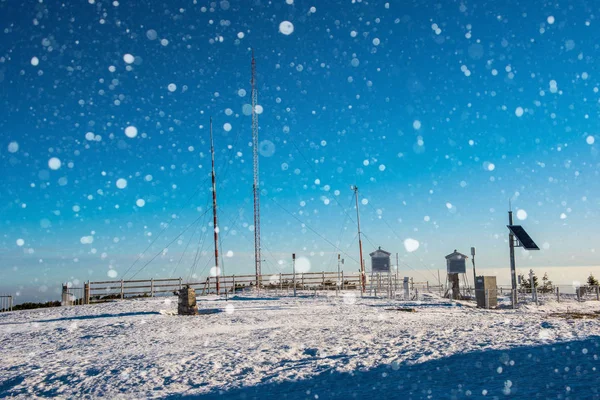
(508, 209), (517, 308)
(210, 117), (221, 295)
(335, 253), (341, 296)
(529, 269), (537, 305)
(352, 186), (366, 293)
(471, 248), (477, 288)
(292, 253), (297, 297)
(251, 50), (262, 292)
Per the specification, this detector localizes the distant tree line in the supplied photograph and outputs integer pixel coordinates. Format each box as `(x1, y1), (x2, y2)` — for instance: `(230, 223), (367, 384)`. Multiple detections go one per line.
(6, 300), (61, 312)
(518, 272), (554, 293)
(518, 271), (600, 293)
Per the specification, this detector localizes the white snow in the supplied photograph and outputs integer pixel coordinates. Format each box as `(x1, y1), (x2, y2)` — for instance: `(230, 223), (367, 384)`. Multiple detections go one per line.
(515, 106), (524, 117)
(295, 257), (311, 273)
(516, 209), (528, 220)
(7, 141), (19, 153)
(279, 21), (294, 35)
(146, 29), (158, 40)
(48, 157), (61, 170)
(403, 238), (420, 252)
(116, 178), (128, 189)
(80, 235), (94, 244)
(1, 295), (599, 399)
(123, 53), (135, 64)
(124, 126), (138, 138)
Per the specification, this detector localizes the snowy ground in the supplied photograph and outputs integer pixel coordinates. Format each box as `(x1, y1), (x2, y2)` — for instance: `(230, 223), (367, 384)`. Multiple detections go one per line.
(1, 292), (600, 399)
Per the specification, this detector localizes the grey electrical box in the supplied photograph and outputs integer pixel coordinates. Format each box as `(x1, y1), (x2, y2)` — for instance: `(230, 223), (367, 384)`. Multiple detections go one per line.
(475, 276), (497, 309)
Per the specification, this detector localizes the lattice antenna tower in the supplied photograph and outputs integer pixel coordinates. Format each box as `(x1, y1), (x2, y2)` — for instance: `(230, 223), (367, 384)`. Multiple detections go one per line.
(251, 50), (262, 290)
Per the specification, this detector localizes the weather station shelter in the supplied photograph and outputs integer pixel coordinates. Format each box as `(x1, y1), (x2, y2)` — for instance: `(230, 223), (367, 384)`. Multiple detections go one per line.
(445, 250), (468, 300)
(370, 247), (391, 273)
(369, 247), (393, 296)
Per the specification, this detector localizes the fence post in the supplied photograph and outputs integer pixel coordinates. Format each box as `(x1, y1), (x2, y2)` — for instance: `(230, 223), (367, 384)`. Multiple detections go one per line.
(556, 287), (560, 302)
(120, 280), (124, 300)
(322, 271), (325, 289)
(529, 269), (537, 305)
(61, 283), (70, 306)
(280, 273), (283, 293)
(151, 278), (154, 297)
(341, 271), (344, 290)
(596, 286), (599, 301)
(9, 296), (12, 312)
(301, 273), (304, 289)
(179, 277), (182, 290)
(84, 281), (90, 305)
(232, 275), (236, 295)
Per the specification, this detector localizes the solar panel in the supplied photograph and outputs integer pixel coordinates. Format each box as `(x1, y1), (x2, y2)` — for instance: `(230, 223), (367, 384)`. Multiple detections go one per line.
(507, 225), (540, 250)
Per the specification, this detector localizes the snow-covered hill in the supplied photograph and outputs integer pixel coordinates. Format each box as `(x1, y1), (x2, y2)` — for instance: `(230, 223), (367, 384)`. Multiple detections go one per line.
(1, 293), (599, 399)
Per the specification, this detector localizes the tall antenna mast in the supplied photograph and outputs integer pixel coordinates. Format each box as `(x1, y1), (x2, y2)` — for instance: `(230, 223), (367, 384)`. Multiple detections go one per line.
(251, 49), (262, 291)
(352, 185), (366, 293)
(210, 117), (221, 295)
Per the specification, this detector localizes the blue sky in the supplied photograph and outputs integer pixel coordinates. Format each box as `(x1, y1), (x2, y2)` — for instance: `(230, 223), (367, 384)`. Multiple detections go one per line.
(2, 0), (600, 302)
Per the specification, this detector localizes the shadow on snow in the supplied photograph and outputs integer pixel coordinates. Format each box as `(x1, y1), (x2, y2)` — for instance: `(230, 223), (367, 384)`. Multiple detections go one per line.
(0, 311), (163, 325)
(164, 336), (600, 400)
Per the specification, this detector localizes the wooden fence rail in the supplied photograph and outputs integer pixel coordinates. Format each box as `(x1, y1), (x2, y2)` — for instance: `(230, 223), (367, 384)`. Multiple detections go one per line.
(76, 272), (363, 304)
(59, 275), (600, 307)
